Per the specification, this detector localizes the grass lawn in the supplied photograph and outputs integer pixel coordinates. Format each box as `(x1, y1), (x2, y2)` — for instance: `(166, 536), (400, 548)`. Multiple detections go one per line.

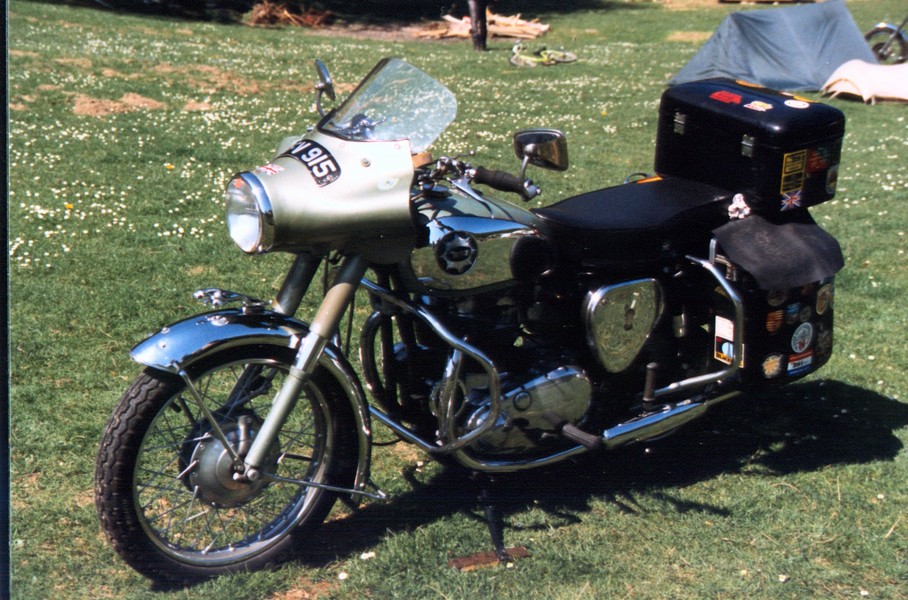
(8, 0), (907, 597)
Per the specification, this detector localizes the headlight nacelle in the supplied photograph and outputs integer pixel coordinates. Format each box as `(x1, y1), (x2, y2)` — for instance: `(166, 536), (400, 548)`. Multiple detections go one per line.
(223, 132), (415, 261)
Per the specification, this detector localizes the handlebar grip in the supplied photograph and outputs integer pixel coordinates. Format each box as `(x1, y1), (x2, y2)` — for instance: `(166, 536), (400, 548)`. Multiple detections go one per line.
(473, 166), (532, 199)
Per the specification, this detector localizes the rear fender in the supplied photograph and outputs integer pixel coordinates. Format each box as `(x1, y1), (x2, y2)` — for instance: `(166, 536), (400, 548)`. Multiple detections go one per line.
(130, 308), (373, 498)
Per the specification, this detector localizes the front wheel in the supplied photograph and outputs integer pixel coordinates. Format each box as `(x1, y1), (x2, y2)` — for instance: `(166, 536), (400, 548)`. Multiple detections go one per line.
(94, 346), (358, 583)
(866, 27), (908, 64)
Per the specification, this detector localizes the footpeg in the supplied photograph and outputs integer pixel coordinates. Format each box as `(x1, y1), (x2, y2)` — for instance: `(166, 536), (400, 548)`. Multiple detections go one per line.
(544, 412), (602, 450)
(560, 423), (603, 450)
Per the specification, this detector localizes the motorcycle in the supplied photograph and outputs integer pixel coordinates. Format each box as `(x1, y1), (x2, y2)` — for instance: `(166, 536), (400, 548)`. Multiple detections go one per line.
(95, 58), (847, 582)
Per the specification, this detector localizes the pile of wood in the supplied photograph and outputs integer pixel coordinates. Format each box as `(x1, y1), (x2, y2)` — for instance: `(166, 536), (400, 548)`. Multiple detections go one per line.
(415, 11), (550, 40)
(719, 0), (814, 3)
(245, 1), (334, 27)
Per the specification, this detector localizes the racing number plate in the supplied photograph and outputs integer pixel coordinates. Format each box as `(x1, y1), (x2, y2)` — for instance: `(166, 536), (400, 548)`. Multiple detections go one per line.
(288, 140), (341, 186)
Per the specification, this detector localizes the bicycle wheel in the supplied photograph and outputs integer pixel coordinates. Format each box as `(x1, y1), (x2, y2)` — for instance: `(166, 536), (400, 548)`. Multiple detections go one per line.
(95, 345), (358, 583)
(866, 27), (908, 64)
(510, 53), (538, 67)
(544, 49), (577, 64)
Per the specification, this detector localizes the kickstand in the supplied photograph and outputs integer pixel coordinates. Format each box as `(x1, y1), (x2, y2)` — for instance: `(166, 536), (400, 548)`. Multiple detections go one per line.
(448, 475), (531, 571)
(480, 484), (511, 563)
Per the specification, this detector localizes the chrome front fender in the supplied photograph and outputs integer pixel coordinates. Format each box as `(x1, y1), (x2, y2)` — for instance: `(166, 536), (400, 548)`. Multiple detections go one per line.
(131, 309), (310, 373)
(130, 308), (374, 499)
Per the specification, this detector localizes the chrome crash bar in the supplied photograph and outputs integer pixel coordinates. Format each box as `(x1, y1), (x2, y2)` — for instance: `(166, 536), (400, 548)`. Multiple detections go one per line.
(359, 278), (504, 455)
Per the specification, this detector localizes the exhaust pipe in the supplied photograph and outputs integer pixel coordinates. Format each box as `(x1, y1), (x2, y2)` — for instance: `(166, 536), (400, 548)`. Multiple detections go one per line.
(601, 392), (739, 449)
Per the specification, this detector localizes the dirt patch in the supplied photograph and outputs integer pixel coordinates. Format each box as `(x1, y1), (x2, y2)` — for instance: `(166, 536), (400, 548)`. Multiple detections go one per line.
(121, 92), (166, 110)
(661, 0), (727, 9)
(182, 100), (213, 111)
(666, 30), (713, 42)
(269, 578), (336, 600)
(73, 93), (166, 117)
(101, 67), (139, 79)
(56, 57), (93, 69)
(153, 62), (268, 95)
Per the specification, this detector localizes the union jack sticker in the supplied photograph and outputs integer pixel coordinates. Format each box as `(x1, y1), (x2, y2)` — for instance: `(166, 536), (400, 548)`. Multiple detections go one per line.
(780, 189), (802, 211)
(256, 163), (284, 176)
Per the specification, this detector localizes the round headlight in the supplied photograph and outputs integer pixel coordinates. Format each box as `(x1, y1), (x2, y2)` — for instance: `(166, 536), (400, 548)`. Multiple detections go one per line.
(225, 173), (273, 253)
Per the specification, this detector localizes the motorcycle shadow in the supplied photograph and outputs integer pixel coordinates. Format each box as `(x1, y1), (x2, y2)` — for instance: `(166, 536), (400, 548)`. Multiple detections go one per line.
(298, 379), (907, 566)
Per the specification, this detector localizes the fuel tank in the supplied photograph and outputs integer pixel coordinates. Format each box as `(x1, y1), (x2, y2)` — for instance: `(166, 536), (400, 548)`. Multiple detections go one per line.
(400, 185), (553, 296)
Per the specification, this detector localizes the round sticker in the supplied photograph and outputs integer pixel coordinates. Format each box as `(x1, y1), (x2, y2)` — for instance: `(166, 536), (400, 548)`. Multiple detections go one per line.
(791, 322), (814, 353)
(799, 305), (813, 323)
(767, 290), (788, 307)
(762, 354), (785, 378)
(785, 99), (810, 109)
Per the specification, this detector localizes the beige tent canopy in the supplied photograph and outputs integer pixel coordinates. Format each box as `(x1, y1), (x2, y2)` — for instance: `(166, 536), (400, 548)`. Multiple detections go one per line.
(822, 60), (908, 104)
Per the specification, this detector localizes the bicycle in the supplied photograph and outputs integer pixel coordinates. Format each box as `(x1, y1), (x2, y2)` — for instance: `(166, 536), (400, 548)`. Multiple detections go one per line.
(865, 13), (908, 65)
(509, 42), (577, 67)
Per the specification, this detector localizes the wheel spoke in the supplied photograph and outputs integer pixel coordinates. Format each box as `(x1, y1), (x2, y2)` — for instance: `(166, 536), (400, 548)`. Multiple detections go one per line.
(96, 348), (347, 581)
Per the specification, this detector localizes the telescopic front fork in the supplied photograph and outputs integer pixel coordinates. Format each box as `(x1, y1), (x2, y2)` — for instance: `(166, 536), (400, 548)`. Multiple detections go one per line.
(241, 254), (367, 482)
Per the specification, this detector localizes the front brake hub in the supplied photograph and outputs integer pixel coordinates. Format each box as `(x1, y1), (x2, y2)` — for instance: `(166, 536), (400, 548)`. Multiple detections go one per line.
(187, 415), (280, 507)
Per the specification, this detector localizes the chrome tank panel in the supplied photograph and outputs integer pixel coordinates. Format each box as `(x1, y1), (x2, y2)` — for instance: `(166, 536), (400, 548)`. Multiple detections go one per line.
(404, 186), (550, 295)
(584, 279), (664, 372)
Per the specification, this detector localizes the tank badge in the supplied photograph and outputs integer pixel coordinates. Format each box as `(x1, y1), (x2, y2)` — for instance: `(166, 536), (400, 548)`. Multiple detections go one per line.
(436, 231), (478, 275)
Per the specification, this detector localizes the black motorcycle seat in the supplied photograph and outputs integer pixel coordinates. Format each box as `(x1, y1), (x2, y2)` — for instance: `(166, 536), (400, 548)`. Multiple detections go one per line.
(534, 177), (733, 268)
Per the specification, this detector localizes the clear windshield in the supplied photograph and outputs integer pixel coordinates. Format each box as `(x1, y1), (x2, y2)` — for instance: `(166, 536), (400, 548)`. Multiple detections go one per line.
(319, 58), (457, 155)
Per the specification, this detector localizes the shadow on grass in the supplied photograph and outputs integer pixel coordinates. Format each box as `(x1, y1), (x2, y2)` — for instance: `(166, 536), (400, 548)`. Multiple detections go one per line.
(295, 379), (907, 566)
(50, 0), (654, 25)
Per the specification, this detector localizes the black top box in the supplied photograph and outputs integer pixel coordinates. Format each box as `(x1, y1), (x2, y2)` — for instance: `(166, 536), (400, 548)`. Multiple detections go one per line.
(655, 79), (845, 215)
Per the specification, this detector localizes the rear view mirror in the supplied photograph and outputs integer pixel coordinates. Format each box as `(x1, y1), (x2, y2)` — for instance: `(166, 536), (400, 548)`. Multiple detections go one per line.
(314, 59), (336, 117)
(514, 129), (569, 173)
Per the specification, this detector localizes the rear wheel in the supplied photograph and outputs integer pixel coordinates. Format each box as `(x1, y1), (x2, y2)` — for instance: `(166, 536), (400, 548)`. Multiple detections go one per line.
(95, 346), (358, 583)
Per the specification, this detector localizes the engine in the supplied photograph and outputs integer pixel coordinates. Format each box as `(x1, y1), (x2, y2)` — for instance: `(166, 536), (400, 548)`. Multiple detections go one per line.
(458, 362), (593, 456)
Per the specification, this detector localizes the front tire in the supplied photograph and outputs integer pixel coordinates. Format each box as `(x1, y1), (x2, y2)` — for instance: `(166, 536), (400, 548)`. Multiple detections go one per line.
(95, 346), (358, 583)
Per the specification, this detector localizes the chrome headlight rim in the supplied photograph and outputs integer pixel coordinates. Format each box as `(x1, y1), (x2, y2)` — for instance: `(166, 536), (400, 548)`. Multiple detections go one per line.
(225, 172), (274, 253)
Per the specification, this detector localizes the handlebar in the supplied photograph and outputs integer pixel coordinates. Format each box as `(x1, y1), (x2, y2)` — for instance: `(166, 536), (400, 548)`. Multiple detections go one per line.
(421, 157), (541, 201)
(471, 166), (540, 201)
